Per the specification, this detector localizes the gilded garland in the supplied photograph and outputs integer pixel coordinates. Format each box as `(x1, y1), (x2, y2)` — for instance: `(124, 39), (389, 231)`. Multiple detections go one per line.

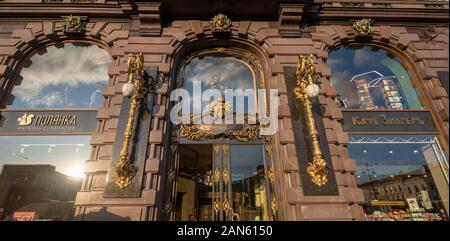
(179, 122), (260, 142)
(115, 53), (147, 189)
(295, 54), (328, 187)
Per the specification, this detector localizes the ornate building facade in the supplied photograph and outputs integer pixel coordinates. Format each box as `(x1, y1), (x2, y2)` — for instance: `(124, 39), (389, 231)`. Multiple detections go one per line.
(0, 0), (448, 221)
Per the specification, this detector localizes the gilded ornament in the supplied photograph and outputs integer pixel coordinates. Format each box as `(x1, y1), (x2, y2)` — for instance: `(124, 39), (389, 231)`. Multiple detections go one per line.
(115, 53), (147, 189)
(210, 13), (232, 33)
(222, 169), (230, 183)
(223, 198), (230, 214)
(267, 167), (275, 184)
(228, 125), (259, 142)
(214, 200), (221, 214)
(352, 18), (374, 36)
(271, 197), (278, 214)
(214, 169), (221, 182)
(222, 144), (229, 156)
(62, 15), (85, 34)
(295, 54), (329, 187)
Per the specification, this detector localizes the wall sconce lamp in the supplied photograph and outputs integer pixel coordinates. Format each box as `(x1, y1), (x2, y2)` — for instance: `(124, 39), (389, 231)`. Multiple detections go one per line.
(295, 54), (328, 187)
(115, 53), (146, 189)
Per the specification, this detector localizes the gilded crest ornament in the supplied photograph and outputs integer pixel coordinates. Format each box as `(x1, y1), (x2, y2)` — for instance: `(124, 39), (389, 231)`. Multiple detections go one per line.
(352, 18), (374, 36)
(210, 13), (232, 33)
(62, 15), (85, 34)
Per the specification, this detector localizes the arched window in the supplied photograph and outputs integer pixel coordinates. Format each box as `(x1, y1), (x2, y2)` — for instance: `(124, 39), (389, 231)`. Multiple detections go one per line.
(177, 48), (262, 115)
(7, 42), (111, 109)
(326, 45), (422, 110)
(328, 46), (449, 220)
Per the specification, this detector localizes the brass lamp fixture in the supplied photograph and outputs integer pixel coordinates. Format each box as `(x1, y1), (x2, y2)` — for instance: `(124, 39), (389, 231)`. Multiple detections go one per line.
(115, 53), (146, 189)
(295, 54), (328, 187)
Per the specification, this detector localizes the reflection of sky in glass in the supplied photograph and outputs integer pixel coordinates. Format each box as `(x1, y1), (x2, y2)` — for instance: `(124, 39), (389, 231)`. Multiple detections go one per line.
(349, 135), (437, 185)
(181, 56), (256, 113)
(230, 145), (264, 181)
(326, 46), (422, 110)
(0, 136), (91, 179)
(8, 43), (111, 109)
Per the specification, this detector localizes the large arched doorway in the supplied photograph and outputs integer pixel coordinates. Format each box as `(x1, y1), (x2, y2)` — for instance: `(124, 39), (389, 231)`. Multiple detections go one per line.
(164, 48), (277, 221)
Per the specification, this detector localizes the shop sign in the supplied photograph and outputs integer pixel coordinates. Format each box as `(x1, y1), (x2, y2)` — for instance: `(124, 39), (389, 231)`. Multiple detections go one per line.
(342, 110), (437, 133)
(370, 200), (405, 206)
(0, 110), (97, 134)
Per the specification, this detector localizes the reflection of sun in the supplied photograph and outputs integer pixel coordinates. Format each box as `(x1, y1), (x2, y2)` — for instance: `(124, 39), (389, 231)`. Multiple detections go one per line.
(66, 165), (85, 179)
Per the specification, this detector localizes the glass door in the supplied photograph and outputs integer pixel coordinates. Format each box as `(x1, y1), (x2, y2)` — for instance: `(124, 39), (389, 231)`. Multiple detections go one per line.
(172, 143), (273, 221)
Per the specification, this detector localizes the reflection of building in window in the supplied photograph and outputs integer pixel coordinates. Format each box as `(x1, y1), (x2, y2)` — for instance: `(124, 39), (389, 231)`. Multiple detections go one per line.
(355, 79), (375, 110)
(359, 169), (438, 204)
(0, 165), (82, 221)
(327, 46), (424, 110)
(381, 78), (403, 110)
(350, 71), (404, 110)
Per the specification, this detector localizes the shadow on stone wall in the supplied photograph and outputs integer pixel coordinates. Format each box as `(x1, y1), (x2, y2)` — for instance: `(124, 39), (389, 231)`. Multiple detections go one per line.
(74, 207), (131, 221)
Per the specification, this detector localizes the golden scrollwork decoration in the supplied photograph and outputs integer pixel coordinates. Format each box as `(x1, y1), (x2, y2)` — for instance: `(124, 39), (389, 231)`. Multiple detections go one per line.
(223, 198), (230, 215)
(214, 169), (221, 182)
(228, 125), (260, 142)
(179, 122), (260, 142)
(267, 167), (275, 185)
(271, 197), (278, 214)
(352, 18), (374, 36)
(214, 200), (221, 215)
(114, 53), (146, 189)
(210, 13), (232, 33)
(62, 15), (85, 34)
(222, 144), (229, 156)
(295, 54), (328, 187)
(222, 169), (230, 183)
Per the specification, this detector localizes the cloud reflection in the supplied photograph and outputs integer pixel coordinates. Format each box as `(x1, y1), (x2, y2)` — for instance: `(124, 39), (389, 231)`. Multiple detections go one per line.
(9, 43), (111, 108)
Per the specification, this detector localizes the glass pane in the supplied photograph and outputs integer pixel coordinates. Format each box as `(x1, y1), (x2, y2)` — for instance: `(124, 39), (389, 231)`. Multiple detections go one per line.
(349, 135), (449, 221)
(326, 46), (422, 110)
(230, 145), (269, 221)
(7, 43), (111, 109)
(175, 144), (213, 221)
(0, 136), (92, 221)
(180, 54), (257, 114)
